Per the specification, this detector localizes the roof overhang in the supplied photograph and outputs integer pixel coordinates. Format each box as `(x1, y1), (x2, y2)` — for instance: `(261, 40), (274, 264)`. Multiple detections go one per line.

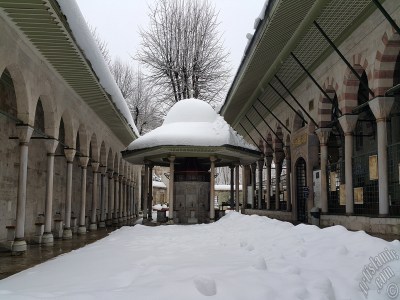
(0, 0), (138, 145)
(220, 0), (378, 140)
(122, 145), (262, 167)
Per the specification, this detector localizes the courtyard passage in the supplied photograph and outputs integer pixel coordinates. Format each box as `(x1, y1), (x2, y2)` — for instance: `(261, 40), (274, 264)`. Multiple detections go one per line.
(0, 213), (399, 299)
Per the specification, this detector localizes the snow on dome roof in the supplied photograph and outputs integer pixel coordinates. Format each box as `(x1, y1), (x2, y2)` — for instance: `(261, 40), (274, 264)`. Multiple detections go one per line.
(126, 98), (257, 151)
(164, 98), (217, 124)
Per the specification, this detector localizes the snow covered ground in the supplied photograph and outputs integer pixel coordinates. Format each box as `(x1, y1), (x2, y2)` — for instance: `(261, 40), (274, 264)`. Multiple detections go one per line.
(0, 212), (399, 300)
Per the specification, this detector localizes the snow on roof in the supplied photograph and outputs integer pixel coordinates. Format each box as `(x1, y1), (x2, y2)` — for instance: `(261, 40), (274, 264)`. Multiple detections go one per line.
(153, 181), (167, 189)
(127, 99), (257, 151)
(56, 0), (139, 137)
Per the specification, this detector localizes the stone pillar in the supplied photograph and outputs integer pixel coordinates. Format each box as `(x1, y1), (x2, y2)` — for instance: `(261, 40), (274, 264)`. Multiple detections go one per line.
(257, 159), (263, 209)
(148, 164), (154, 221)
(369, 97), (395, 216)
(78, 157), (89, 234)
(99, 166), (107, 228)
(316, 128), (331, 213)
(42, 139), (59, 246)
(89, 162), (99, 231)
(113, 173), (119, 225)
(274, 150), (285, 211)
(264, 156), (272, 210)
(63, 149), (76, 239)
(283, 146), (292, 212)
(118, 175), (124, 224)
(126, 179), (131, 223)
(122, 177), (127, 223)
(235, 164), (240, 212)
(210, 156), (217, 221)
(12, 125), (33, 253)
(250, 162), (257, 208)
(339, 114), (358, 215)
(168, 156), (175, 223)
(241, 165), (248, 213)
(230, 165), (235, 208)
(143, 164), (148, 220)
(106, 171), (114, 226)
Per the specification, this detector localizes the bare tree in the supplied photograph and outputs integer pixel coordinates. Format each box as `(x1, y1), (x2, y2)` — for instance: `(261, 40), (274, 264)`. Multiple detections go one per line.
(137, 0), (231, 109)
(89, 25), (162, 134)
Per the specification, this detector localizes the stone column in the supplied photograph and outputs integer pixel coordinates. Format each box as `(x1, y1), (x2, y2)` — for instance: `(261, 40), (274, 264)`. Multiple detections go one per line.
(118, 175), (124, 224)
(230, 165), (235, 208)
(12, 125), (34, 253)
(168, 156), (175, 223)
(241, 165), (248, 213)
(283, 146), (292, 212)
(257, 159), (264, 209)
(339, 114), (358, 214)
(264, 156), (272, 210)
(63, 149), (76, 239)
(369, 97), (395, 216)
(148, 164), (154, 221)
(126, 179), (131, 223)
(143, 164), (148, 220)
(274, 151), (285, 211)
(106, 171), (114, 226)
(210, 156), (217, 221)
(42, 139), (59, 246)
(316, 128), (331, 213)
(250, 162), (257, 208)
(78, 157), (89, 234)
(99, 166), (107, 228)
(235, 164), (240, 212)
(89, 162), (99, 231)
(113, 173), (119, 225)
(122, 177), (127, 224)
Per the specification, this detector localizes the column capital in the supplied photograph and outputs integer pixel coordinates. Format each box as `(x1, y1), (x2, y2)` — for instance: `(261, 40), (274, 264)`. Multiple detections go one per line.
(257, 159), (264, 168)
(315, 127), (332, 145)
(273, 150), (285, 164)
(44, 138), (58, 154)
(100, 166), (107, 175)
(64, 148), (76, 163)
(168, 155), (175, 163)
(368, 96), (395, 122)
(79, 156), (89, 168)
(113, 173), (119, 180)
(210, 155), (217, 162)
(264, 155), (273, 166)
(16, 125), (34, 144)
(338, 114), (358, 134)
(91, 162), (100, 172)
(108, 170), (114, 179)
(283, 145), (291, 160)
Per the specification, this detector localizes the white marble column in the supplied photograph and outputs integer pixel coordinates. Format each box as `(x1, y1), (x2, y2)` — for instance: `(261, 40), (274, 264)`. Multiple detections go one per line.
(78, 157), (89, 234)
(274, 151), (285, 211)
(113, 173), (119, 225)
(42, 139), (59, 246)
(241, 165), (248, 213)
(121, 177), (127, 224)
(118, 175), (124, 224)
(316, 128), (331, 213)
(230, 165), (235, 208)
(283, 146), (292, 212)
(369, 97), (395, 216)
(210, 156), (217, 221)
(63, 149), (76, 239)
(250, 163), (257, 208)
(89, 162), (99, 231)
(235, 164), (240, 212)
(339, 114), (358, 214)
(168, 156), (175, 223)
(257, 159), (263, 209)
(99, 166), (107, 228)
(12, 125), (34, 253)
(148, 164), (154, 221)
(264, 156), (272, 210)
(106, 171), (114, 226)
(143, 164), (149, 220)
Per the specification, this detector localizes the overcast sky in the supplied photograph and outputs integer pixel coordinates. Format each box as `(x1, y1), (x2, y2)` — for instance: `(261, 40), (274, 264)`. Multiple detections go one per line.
(75, 0), (265, 75)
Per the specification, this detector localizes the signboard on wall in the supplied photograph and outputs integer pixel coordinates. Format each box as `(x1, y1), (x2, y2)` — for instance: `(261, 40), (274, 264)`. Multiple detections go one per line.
(339, 184), (346, 206)
(369, 155), (378, 180)
(330, 172), (337, 192)
(354, 187), (364, 204)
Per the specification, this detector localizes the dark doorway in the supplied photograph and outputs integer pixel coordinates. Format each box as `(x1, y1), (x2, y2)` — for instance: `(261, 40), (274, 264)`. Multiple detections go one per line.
(296, 158), (307, 222)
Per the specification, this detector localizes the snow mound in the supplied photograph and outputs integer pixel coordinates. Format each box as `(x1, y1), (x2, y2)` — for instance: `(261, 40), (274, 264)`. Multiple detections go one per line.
(252, 257), (267, 270)
(127, 98), (257, 151)
(193, 276), (217, 296)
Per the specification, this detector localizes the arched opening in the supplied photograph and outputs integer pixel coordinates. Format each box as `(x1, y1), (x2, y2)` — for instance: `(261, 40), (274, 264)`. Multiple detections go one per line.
(327, 93), (345, 214)
(388, 50), (400, 216)
(0, 68), (19, 240)
(295, 157), (307, 222)
(33, 99), (45, 136)
(353, 70), (378, 215)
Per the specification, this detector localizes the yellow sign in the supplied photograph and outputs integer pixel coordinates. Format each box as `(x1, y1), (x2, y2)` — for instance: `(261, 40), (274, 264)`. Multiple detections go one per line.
(369, 155), (378, 180)
(293, 133), (307, 148)
(354, 187), (364, 204)
(330, 172), (337, 192)
(339, 184), (346, 206)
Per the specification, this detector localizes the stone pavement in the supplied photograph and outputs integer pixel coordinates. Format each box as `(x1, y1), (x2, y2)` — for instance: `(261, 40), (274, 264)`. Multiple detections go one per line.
(0, 227), (115, 280)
